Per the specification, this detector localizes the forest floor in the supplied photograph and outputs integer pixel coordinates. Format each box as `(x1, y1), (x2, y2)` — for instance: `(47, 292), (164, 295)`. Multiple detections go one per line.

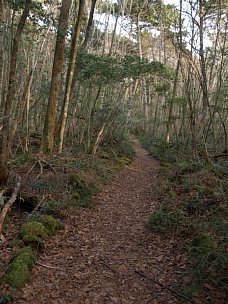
(10, 142), (189, 304)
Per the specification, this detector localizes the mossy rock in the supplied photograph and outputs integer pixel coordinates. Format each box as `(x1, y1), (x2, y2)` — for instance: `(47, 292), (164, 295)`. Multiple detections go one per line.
(19, 221), (48, 240)
(12, 247), (36, 269)
(22, 235), (45, 251)
(38, 215), (63, 236)
(4, 259), (30, 289)
(19, 221), (48, 250)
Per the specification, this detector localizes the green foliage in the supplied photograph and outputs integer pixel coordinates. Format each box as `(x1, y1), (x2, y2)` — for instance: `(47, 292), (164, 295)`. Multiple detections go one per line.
(146, 209), (182, 233)
(211, 217), (228, 238)
(70, 174), (92, 208)
(140, 134), (228, 296)
(138, 133), (178, 162)
(40, 200), (64, 215)
(0, 295), (12, 304)
(76, 49), (173, 85)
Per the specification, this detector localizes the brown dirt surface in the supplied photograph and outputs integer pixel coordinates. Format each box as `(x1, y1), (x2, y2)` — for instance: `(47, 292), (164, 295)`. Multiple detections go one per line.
(12, 142), (188, 304)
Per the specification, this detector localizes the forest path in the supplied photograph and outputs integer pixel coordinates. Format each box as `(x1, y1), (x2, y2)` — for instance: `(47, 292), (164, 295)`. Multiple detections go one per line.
(14, 141), (184, 304)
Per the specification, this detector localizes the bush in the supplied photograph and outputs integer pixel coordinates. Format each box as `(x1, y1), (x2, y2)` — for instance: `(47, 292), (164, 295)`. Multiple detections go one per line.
(70, 174), (92, 208)
(146, 209), (182, 233)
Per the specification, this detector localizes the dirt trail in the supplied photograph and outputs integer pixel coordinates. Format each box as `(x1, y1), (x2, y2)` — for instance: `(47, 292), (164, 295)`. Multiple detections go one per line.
(14, 142), (184, 304)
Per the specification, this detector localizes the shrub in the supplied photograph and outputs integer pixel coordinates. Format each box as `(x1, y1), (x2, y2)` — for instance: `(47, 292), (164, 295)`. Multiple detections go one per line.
(70, 174), (92, 208)
(146, 209), (182, 233)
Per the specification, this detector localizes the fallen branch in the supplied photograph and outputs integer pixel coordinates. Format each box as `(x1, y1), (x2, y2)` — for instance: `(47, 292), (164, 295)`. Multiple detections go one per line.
(0, 174), (21, 244)
(135, 269), (195, 303)
(32, 194), (45, 213)
(36, 261), (59, 269)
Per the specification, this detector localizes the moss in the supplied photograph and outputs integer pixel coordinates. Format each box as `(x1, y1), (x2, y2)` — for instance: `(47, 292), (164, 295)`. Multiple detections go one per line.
(12, 247), (36, 269)
(19, 221), (48, 240)
(8, 239), (24, 249)
(19, 221), (48, 251)
(115, 157), (132, 171)
(38, 215), (63, 235)
(22, 235), (45, 251)
(4, 259), (30, 289)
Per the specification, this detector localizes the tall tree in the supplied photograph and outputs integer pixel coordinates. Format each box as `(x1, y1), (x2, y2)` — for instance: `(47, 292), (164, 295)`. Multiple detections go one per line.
(0, 0), (32, 185)
(40, 0), (72, 154)
(58, 0), (85, 154)
(83, 0), (97, 49)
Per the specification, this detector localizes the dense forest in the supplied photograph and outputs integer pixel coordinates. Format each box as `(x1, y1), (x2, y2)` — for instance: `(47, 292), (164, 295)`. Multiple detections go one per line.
(0, 0), (227, 303)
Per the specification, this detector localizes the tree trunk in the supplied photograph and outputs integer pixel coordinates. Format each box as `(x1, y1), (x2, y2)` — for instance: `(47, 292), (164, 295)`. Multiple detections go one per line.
(136, 13), (149, 132)
(40, 0), (72, 154)
(83, 0), (97, 49)
(0, 0), (32, 185)
(165, 0), (182, 144)
(58, 0), (85, 155)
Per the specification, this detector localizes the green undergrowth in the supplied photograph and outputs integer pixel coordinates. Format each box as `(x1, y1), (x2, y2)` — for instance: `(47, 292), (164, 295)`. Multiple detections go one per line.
(139, 133), (228, 300)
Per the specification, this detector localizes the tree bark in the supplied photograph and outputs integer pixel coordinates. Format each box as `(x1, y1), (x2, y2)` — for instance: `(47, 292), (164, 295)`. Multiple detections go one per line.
(0, 0), (32, 185)
(82, 0), (97, 49)
(58, 0), (85, 155)
(40, 0), (72, 154)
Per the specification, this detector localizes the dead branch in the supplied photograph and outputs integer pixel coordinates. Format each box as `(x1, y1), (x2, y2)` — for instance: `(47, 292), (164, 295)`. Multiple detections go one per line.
(32, 194), (45, 213)
(135, 269), (195, 304)
(0, 174), (21, 244)
(36, 261), (60, 269)
(38, 157), (57, 173)
(33, 159), (43, 181)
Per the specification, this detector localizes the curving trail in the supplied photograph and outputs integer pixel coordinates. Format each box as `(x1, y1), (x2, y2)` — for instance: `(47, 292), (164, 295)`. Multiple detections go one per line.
(14, 142), (184, 304)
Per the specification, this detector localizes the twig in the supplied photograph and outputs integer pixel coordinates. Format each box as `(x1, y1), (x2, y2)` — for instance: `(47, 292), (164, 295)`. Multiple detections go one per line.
(135, 269), (195, 303)
(38, 157), (57, 173)
(33, 159), (43, 181)
(33, 194), (45, 213)
(126, 167), (142, 172)
(36, 261), (60, 269)
(24, 161), (37, 179)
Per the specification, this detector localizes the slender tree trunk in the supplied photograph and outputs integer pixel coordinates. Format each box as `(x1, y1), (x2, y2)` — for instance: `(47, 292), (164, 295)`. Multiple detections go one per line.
(136, 13), (148, 132)
(0, 0), (32, 185)
(58, 0), (85, 155)
(83, 0), (97, 49)
(40, 0), (72, 154)
(165, 0), (182, 144)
